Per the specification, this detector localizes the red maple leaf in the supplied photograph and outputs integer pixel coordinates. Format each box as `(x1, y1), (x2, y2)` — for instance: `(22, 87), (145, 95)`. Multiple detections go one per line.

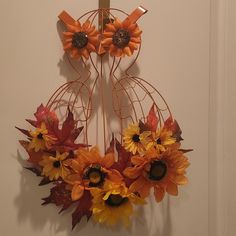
(42, 182), (73, 213)
(72, 190), (92, 229)
(146, 104), (158, 131)
(30, 104), (59, 128)
(46, 109), (86, 151)
(19, 140), (44, 165)
(17, 105), (87, 152)
(113, 139), (132, 172)
(164, 116), (183, 142)
(109, 138), (133, 186)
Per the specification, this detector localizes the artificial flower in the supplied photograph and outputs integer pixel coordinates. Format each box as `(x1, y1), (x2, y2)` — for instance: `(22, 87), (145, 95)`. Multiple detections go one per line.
(63, 20), (99, 60)
(101, 18), (142, 57)
(123, 123), (151, 155)
(64, 147), (123, 201)
(146, 128), (176, 153)
(124, 144), (190, 202)
(39, 151), (70, 181)
(29, 122), (55, 152)
(90, 181), (145, 227)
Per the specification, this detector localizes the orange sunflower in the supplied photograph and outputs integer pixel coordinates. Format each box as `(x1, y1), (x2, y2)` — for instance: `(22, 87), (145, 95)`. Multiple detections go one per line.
(63, 20), (99, 60)
(123, 144), (190, 202)
(64, 147), (123, 201)
(101, 18), (142, 57)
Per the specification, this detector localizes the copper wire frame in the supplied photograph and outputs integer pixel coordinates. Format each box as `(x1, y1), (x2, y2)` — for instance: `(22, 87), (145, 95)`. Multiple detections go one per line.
(46, 8), (173, 150)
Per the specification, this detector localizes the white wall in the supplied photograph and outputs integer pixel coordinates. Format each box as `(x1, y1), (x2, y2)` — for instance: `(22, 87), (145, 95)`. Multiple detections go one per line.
(0, 0), (234, 236)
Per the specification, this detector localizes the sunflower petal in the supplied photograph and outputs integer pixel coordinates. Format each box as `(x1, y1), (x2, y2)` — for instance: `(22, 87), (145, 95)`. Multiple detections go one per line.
(71, 184), (84, 201)
(105, 23), (116, 32)
(123, 166), (142, 179)
(166, 182), (178, 196)
(102, 152), (115, 168)
(154, 186), (165, 202)
(129, 176), (150, 198)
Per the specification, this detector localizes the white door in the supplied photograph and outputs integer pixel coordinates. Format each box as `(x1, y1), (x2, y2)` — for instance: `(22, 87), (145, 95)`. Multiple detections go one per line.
(0, 0), (235, 236)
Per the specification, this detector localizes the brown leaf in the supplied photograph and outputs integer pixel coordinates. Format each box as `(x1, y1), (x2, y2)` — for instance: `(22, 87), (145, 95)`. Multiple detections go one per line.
(164, 117), (183, 142)
(39, 177), (51, 186)
(42, 182), (73, 213)
(19, 140), (44, 165)
(24, 167), (41, 176)
(139, 120), (150, 132)
(15, 127), (31, 137)
(105, 134), (115, 154)
(112, 139), (132, 173)
(179, 148), (193, 153)
(72, 190), (92, 229)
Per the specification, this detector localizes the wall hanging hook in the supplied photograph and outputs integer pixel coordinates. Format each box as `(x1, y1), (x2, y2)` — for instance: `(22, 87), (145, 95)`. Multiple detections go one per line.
(99, 0), (110, 31)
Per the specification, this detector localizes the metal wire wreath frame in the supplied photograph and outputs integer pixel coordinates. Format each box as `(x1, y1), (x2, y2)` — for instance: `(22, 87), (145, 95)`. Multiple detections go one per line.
(46, 7), (173, 151)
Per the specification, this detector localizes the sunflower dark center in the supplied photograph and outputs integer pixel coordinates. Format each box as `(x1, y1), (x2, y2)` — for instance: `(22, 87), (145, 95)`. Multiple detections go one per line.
(156, 138), (162, 145)
(72, 32), (89, 49)
(112, 29), (130, 48)
(149, 160), (167, 181)
(132, 134), (140, 143)
(37, 133), (43, 140)
(53, 161), (61, 168)
(85, 166), (105, 187)
(105, 194), (128, 207)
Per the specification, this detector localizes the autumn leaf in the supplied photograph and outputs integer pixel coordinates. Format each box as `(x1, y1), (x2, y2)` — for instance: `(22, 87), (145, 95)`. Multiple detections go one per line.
(105, 134), (115, 154)
(179, 148), (193, 153)
(42, 182), (73, 213)
(46, 109), (86, 151)
(112, 138), (132, 173)
(164, 116), (183, 142)
(19, 140), (44, 165)
(146, 104), (158, 131)
(72, 190), (92, 229)
(24, 167), (41, 176)
(15, 127), (31, 137)
(39, 177), (51, 186)
(139, 120), (150, 132)
(34, 104), (59, 127)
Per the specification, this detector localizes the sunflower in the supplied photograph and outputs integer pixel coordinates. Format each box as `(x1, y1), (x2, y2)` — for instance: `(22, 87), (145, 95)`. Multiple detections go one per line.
(63, 20), (99, 60)
(29, 122), (56, 152)
(123, 123), (151, 155)
(90, 181), (145, 227)
(101, 18), (142, 57)
(39, 151), (70, 181)
(123, 144), (190, 202)
(64, 147), (123, 201)
(146, 128), (176, 153)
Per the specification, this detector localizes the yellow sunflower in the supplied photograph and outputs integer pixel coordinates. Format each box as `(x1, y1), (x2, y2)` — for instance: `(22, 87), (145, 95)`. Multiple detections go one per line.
(29, 122), (55, 152)
(63, 20), (99, 60)
(124, 144), (190, 202)
(90, 181), (145, 227)
(123, 123), (151, 155)
(101, 18), (142, 57)
(146, 128), (176, 153)
(39, 151), (70, 181)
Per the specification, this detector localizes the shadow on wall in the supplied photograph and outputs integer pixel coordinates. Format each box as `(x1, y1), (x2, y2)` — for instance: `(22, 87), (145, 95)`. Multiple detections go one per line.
(56, 20), (143, 146)
(14, 150), (173, 236)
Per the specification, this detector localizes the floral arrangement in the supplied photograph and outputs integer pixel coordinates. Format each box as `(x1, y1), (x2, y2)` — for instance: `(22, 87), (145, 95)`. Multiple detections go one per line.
(17, 104), (191, 228)
(16, 7), (192, 229)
